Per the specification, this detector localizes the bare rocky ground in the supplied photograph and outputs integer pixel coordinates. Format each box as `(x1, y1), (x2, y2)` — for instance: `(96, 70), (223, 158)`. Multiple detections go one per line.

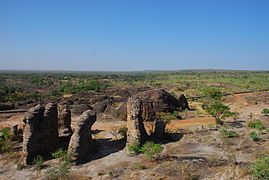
(1, 92), (269, 180)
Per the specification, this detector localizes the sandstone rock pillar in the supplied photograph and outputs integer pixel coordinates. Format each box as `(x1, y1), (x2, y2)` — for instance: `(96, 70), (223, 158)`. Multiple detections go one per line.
(126, 96), (148, 147)
(68, 110), (96, 163)
(22, 103), (59, 165)
(58, 106), (73, 137)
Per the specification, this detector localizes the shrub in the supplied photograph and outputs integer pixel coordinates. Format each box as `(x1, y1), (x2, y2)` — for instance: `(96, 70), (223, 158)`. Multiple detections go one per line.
(52, 149), (72, 165)
(0, 128), (12, 153)
(248, 120), (265, 130)
(44, 150), (72, 180)
(250, 131), (260, 141)
(262, 108), (269, 116)
(219, 128), (237, 138)
(128, 142), (141, 154)
(33, 155), (44, 170)
(249, 157), (269, 180)
(140, 141), (164, 159)
(44, 164), (71, 180)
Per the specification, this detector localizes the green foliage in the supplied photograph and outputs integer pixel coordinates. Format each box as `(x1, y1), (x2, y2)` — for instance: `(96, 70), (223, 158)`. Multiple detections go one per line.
(0, 128), (11, 139)
(250, 131), (260, 141)
(33, 155), (44, 170)
(44, 164), (71, 180)
(203, 87), (222, 100)
(0, 128), (12, 153)
(219, 128), (237, 138)
(203, 103), (234, 128)
(248, 120), (265, 130)
(44, 149), (72, 180)
(249, 157), (269, 180)
(262, 108), (269, 116)
(140, 141), (164, 159)
(128, 142), (141, 154)
(52, 149), (72, 165)
(156, 111), (178, 124)
(128, 141), (164, 159)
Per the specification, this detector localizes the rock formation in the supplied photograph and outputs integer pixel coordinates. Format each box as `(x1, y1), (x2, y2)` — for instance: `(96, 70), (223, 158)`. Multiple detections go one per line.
(126, 96), (148, 146)
(118, 89), (189, 121)
(22, 103), (59, 165)
(178, 94), (190, 111)
(68, 110), (96, 163)
(58, 106), (73, 137)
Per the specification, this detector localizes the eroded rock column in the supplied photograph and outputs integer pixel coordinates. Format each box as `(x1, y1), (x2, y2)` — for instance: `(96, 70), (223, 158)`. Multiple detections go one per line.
(68, 110), (96, 163)
(22, 103), (59, 165)
(126, 96), (148, 147)
(58, 106), (73, 137)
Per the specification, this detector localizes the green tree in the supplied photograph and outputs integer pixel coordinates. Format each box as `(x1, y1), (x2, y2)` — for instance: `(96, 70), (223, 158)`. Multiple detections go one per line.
(203, 103), (235, 128)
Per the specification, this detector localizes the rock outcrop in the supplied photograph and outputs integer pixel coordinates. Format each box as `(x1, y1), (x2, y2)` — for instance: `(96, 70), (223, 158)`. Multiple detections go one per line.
(126, 96), (148, 147)
(22, 103), (59, 165)
(58, 106), (73, 137)
(119, 89), (189, 121)
(68, 110), (96, 163)
(178, 94), (190, 111)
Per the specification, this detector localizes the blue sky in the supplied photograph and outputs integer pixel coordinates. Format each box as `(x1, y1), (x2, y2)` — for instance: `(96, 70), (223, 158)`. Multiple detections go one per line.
(1, 0), (269, 71)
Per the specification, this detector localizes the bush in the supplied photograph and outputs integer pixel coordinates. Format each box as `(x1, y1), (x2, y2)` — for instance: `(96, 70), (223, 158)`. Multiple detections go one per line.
(140, 141), (164, 159)
(128, 142), (141, 154)
(249, 157), (269, 180)
(248, 120), (265, 130)
(44, 149), (72, 180)
(250, 131), (260, 141)
(44, 164), (71, 180)
(219, 128), (237, 138)
(262, 108), (269, 116)
(128, 141), (164, 159)
(52, 149), (72, 165)
(0, 128), (12, 153)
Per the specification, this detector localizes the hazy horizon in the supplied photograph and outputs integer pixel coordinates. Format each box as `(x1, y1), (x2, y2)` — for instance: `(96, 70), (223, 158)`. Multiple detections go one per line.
(1, 0), (269, 71)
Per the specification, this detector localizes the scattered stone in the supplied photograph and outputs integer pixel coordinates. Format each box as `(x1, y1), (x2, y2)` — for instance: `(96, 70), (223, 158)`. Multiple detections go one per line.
(68, 110), (96, 163)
